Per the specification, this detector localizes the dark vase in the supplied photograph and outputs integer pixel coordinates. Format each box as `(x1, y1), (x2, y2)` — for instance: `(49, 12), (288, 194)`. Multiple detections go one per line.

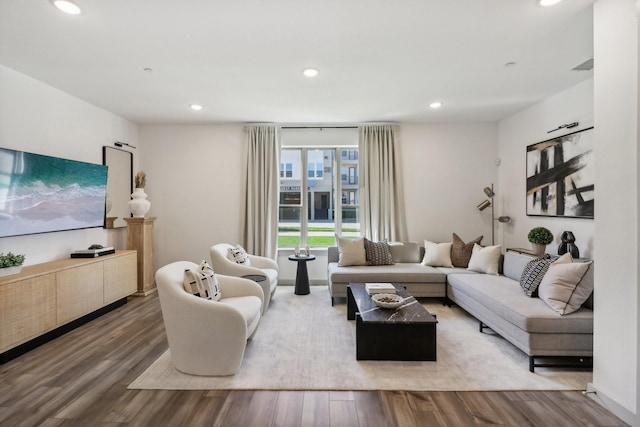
(558, 231), (580, 258)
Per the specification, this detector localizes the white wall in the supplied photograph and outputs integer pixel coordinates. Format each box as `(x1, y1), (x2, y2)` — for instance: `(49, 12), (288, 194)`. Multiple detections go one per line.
(400, 123), (499, 245)
(0, 65), (139, 265)
(591, 1), (639, 424)
(139, 125), (245, 269)
(498, 79), (595, 258)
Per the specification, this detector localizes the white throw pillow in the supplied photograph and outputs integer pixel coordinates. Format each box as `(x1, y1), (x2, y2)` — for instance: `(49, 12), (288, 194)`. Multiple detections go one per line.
(336, 236), (367, 267)
(421, 240), (453, 268)
(183, 260), (222, 301)
(228, 244), (251, 266)
(467, 244), (502, 275)
(538, 254), (593, 315)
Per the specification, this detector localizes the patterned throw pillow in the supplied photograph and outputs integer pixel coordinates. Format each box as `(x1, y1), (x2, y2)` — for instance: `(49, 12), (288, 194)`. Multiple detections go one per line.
(519, 255), (553, 297)
(183, 260), (222, 301)
(228, 245), (251, 266)
(364, 239), (394, 266)
(451, 233), (483, 268)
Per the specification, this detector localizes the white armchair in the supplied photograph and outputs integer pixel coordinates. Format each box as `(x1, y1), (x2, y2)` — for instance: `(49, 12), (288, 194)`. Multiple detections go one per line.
(210, 243), (279, 313)
(155, 261), (263, 376)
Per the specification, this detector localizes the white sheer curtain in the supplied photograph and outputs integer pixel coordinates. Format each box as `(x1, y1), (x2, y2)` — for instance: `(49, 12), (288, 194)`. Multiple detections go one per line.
(242, 125), (279, 259)
(358, 124), (407, 242)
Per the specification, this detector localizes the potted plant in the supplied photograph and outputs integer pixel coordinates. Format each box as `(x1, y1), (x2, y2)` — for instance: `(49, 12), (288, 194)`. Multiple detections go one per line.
(0, 252), (26, 277)
(527, 227), (554, 256)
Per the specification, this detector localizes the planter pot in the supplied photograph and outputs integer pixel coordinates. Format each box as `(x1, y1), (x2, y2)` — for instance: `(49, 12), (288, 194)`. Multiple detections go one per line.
(531, 243), (546, 256)
(129, 188), (151, 218)
(0, 265), (23, 278)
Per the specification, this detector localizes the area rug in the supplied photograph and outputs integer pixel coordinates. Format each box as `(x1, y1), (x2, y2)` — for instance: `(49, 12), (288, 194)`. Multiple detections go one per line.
(128, 286), (592, 391)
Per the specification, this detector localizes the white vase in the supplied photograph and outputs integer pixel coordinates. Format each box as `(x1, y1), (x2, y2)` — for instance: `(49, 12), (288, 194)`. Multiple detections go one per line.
(0, 265), (23, 278)
(129, 188), (151, 218)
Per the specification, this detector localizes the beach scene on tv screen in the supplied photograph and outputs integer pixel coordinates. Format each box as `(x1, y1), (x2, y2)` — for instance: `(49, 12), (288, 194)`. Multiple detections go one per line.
(0, 148), (108, 238)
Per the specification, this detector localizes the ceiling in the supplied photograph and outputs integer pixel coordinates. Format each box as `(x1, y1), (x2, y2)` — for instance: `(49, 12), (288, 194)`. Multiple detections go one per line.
(0, 0), (595, 125)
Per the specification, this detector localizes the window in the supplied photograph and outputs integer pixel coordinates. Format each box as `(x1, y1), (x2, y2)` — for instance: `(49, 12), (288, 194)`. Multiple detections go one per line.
(278, 145), (360, 248)
(280, 162), (293, 178)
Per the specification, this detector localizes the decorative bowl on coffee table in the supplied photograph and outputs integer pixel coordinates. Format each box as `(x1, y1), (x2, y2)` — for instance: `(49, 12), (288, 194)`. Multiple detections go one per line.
(371, 293), (405, 309)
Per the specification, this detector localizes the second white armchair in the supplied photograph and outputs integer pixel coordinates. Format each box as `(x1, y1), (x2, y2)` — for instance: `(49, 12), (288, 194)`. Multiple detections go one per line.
(210, 243), (279, 313)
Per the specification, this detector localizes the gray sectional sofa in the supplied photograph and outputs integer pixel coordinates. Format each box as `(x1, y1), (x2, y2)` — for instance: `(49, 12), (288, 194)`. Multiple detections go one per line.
(327, 242), (594, 371)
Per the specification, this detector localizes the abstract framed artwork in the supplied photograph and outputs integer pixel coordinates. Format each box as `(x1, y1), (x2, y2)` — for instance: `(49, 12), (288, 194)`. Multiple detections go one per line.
(526, 127), (594, 219)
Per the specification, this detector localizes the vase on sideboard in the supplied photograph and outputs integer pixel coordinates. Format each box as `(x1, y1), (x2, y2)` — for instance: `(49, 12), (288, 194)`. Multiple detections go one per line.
(129, 188), (151, 218)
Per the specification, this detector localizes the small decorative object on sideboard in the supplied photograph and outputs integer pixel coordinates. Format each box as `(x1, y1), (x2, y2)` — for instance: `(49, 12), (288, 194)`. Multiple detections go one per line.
(129, 171), (151, 218)
(527, 226), (554, 256)
(558, 231), (580, 258)
(0, 252), (25, 278)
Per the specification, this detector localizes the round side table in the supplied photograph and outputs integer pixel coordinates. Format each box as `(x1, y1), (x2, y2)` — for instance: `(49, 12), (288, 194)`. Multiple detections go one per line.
(241, 274), (267, 283)
(288, 255), (316, 295)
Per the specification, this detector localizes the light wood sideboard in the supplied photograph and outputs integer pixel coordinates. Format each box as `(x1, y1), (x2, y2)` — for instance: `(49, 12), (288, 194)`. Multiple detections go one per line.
(0, 250), (137, 363)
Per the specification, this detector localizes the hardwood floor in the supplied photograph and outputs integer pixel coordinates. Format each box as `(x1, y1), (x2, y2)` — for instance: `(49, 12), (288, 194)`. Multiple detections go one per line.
(0, 293), (627, 427)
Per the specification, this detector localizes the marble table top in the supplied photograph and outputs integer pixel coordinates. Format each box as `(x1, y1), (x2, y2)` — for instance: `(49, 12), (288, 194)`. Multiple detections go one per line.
(348, 283), (437, 324)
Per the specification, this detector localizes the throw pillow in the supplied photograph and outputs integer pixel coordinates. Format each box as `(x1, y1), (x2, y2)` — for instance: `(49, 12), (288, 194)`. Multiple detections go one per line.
(538, 256), (593, 315)
(421, 240), (453, 268)
(364, 238), (394, 266)
(228, 244), (251, 266)
(451, 233), (483, 268)
(519, 255), (553, 297)
(467, 244), (502, 275)
(183, 260), (222, 301)
(336, 236), (367, 267)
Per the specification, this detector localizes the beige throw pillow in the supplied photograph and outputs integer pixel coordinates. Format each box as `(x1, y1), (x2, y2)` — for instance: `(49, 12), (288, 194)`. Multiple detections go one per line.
(467, 244), (502, 275)
(421, 240), (453, 268)
(538, 254), (593, 315)
(337, 236), (367, 267)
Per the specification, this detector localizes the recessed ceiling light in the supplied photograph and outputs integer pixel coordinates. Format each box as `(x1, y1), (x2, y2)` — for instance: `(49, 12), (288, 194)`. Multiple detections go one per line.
(504, 61), (517, 68)
(302, 68), (319, 78)
(143, 67), (153, 73)
(539, 0), (562, 6)
(51, 0), (82, 15)
(429, 101), (443, 109)
(190, 104), (203, 111)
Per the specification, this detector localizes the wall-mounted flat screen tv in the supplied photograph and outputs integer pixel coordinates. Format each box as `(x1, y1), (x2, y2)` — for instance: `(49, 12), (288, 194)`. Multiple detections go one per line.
(0, 148), (108, 238)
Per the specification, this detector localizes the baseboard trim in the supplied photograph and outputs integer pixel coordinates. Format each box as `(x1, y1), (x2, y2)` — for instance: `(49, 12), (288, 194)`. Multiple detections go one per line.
(585, 382), (637, 426)
(0, 297), (128, 364)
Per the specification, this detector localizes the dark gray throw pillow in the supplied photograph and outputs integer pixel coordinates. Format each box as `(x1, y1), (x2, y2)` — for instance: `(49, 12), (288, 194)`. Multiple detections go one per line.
(364, 239), (395, 266)
(520, 256), (553, 297)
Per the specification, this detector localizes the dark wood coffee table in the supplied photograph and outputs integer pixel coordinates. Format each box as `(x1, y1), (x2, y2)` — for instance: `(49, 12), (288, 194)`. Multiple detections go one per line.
(347, 283), (437, 361)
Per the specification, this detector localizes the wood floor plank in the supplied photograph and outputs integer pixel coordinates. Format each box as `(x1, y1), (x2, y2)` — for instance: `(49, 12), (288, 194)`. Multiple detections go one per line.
(329, 399), (360, 427)
(380, 391), (419, 427)
(101, 389), (160, 424)
(183, 391), (229, 427)
(0, 293), (628, 427)
(301, 391), (331, 427)
(405, 391), (448, 427)
(354, 391), (391, 427)
(331, 391), (356, 401)
(427, 391), (480, 426)
(454, 391), (507, 426)
(272, 391), (304, 427)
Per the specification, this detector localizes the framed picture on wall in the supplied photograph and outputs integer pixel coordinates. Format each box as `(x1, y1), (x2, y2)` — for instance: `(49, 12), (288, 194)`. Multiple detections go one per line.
(526, 126), (594, 219)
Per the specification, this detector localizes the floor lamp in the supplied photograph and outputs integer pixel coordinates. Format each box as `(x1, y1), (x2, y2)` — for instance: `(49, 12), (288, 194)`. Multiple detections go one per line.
(477, 183), (511, 246)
